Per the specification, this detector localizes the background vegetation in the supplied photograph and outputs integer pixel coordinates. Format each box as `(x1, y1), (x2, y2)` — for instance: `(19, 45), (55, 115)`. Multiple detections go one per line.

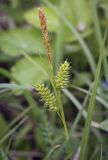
(0, 0), (108, 159)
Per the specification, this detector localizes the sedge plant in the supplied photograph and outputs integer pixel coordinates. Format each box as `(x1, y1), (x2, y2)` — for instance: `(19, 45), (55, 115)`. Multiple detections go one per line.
(34, 7), (70, 141)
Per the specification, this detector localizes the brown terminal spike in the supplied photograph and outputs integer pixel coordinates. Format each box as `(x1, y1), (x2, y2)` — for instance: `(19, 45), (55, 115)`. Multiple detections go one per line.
(38, 7), (52, 63)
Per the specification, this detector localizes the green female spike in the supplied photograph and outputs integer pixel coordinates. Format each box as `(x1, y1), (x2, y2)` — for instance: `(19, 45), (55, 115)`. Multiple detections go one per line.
(34, 83), (57, 111)
(55, 60), (70, 89)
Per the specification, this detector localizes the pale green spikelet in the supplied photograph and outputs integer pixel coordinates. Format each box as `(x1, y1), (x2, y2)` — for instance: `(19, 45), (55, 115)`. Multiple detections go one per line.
(34, 83), (57, 111)
(55, 60), (70, 89)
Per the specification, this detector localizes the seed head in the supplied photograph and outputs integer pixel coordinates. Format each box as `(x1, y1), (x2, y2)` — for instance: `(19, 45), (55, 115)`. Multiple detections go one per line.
(55, 61), (70, 89)
(34, 83), (57, 111)
(38, 7), (52, 63)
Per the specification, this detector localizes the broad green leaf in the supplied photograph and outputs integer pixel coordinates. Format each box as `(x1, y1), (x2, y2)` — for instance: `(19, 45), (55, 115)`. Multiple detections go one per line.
(0, 28), (45, 56)
(63, 0), (92, 28)
(58, 0), (92, 42)
(11, 56), (49, 85)
(99, 119), (108, 131)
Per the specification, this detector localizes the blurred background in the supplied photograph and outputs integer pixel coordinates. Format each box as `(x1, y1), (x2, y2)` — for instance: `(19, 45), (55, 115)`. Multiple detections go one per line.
(0, 0), (108, 160)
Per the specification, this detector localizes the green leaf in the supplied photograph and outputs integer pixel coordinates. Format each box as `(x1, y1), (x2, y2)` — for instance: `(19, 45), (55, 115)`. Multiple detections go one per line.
(11, 56), (49, 85)
(99, 119), (108, 131)
(0, 28), (45, 56)
(64, 0), (92, 28)
(62, 0), (92, 41)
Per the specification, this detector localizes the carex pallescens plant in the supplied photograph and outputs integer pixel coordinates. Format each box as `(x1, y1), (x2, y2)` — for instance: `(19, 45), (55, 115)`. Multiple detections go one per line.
(34, 7), (70, 141)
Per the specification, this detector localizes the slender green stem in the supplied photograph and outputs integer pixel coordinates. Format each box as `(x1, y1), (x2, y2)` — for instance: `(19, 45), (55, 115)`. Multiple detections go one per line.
(100, 144), (103, 160)
(9, 106), (32, 129)
(72, 86), (91, 134)
(57, 90), (69, 141)
(49, 65), (69, 141)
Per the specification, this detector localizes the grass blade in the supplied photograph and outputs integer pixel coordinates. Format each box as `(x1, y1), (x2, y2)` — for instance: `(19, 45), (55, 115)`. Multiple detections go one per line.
(0, 116), (28, 145)
(79, 30), (107, 160)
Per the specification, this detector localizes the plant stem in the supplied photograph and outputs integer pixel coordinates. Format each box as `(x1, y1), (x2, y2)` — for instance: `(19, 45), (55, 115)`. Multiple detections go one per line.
(49, 65), (69, 141)
(57, 90), (69, 141)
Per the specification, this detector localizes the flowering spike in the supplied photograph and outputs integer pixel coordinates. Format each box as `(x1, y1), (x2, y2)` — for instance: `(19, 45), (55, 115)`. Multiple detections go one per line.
(34, 83), (57, 111)
(55, 61), (70, 89)
(38, 7), (52, 63)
